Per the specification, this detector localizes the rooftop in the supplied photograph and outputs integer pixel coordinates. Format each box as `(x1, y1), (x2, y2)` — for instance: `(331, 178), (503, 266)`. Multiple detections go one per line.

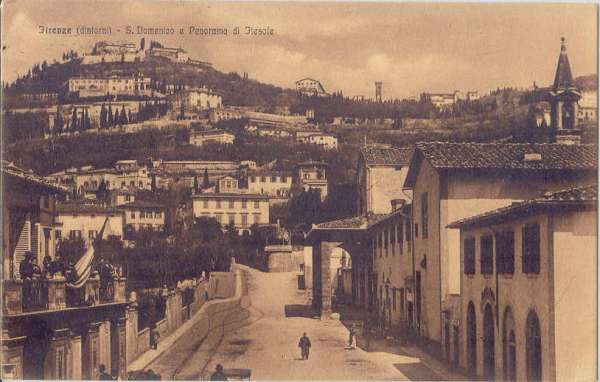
(312, 213), (389, 230)
(447, 184), (597, 229)
(56, 202), (121, 215)
(360, 145), (414, 166)
(414, 142), (597, 171)
(118, 200), (166, 209)
(192, 192), (269, 200)
(2, 161), (68, 194)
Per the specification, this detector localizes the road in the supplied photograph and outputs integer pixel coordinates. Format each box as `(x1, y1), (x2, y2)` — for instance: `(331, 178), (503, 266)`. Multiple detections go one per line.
(144, 265), (445, 380)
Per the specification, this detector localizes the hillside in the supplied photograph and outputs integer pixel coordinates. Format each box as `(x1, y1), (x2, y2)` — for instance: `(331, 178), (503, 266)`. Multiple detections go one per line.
(574, 74), (597, 91)
(4, 56), (299, 109)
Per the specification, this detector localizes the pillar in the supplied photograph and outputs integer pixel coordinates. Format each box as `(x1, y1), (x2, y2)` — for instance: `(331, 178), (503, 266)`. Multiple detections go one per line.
(70, 334), (82, 380)
(125, 292), (138, 365)
(313, 241), (341, 319)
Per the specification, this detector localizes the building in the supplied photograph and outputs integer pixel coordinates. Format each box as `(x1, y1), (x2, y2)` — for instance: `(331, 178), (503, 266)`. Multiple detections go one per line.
(369, 202), (414, 336)
(118, 201), (166, 232)
(248, 170), (292, 197)
(295, 161), (328, 201)
(191, 193), (270, 232)
(422, 90), (478, 109)
(189, 129), (235, 146)
(1, 161), (128, 380)
(578, 89), (597, 122)
(357, 144), (413, 215)
(110, 189), (136, 206)
(68, 76), (152, 98)
(170, 87), (222, 113)
(56, 202), (125, 243)
(295, 78), (327, 97)
(295, 132), (338, 150)
(549, 38), (581, 137)
(448, 184), (597, 381)
(403, 142), (597, 351)
(147, 46), (189, 62)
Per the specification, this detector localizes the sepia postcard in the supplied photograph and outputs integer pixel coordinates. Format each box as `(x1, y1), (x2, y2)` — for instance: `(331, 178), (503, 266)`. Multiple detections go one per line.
(0, 1), (598, 380)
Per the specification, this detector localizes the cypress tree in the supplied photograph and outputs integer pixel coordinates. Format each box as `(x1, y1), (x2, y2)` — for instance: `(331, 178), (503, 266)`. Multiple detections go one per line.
(120, 105), (127, 124)
(100, 104), (107, 129)
(108, 104), (114, 126)
(202, 168), (209, 188)
(71, 107), (78, 131)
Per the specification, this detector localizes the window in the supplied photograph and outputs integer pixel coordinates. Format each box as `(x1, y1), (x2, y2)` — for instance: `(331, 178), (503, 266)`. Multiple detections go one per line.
(405, 222), (411, 242)
(69, 230), (82, 239)
(254, 201), (260, 209)
(390, 226), (396, 256)
(253, 214), (261, 224)
(141, 210), (146, 218)
(228, 213), (235, 225)
(271, 176), (277, 182)
(241, 214), (248, 227)
(464, 237), (476, 275)
(522, 223), (540, 274)
(378, 232), (383, 257)
(261, 176), (266, 182)
(393, 289), (397, 311)
(216, 200), (222, 208)
(421, 193), (428, 238)
(215, 214), (223, 225)
(496, 231), (515, 274)
(241, 200), (247, 209)
(89, 230), (97, 240)
(480, 235), (493, 275)
(414, 223), (419, 238)
(126, 195), (131, 201)
(229, 200), (234, 209)
(131, 211), (135, 219)
(55, 230), (62, 241)
(203, 200), (208, 208)
(384, 229), (388, 250)
(398, 223), (404, 255)
(251, 176), (256, 182)
(282, 176), (287, 183)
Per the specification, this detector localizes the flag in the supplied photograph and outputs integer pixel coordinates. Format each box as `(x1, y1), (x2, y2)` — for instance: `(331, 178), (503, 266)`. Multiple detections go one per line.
(66, 217), (109, 289)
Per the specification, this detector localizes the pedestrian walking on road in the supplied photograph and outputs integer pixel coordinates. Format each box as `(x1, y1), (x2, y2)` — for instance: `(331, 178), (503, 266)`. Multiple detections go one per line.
(150, 325), (160, 350)
(210, 364), (228, 381)
(298, 332), (311, 360)
(348, 326), (356, 348)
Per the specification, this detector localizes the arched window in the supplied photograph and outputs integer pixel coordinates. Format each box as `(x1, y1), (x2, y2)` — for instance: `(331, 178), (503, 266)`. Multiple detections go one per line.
(466, 302), (477, 374)
(483, 304), (495, 379)
(526, 310), (542, 381)
(503, 307), (517, 381)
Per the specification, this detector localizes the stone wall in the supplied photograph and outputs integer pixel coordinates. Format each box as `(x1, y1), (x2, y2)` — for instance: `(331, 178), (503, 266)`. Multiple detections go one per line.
(126, 272), (235, 365)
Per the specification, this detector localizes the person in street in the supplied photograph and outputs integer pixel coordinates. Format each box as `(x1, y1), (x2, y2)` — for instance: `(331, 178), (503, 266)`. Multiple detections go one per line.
(150, 324), (160, 350)
(98, 364), (113, 380)
(298, 332), (311, 360)
(348, 326), (356, 348)
(210, 364), (228, 381)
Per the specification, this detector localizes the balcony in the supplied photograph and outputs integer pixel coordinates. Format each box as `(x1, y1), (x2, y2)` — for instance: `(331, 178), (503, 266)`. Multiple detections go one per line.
(3, 276), (127, 316)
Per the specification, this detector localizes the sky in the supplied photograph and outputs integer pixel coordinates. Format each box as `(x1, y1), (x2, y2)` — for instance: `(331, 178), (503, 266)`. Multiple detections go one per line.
(1, 1), (597, 99)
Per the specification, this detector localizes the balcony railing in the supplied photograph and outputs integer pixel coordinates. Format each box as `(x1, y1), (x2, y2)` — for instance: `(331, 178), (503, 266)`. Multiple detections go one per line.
(3, 276), (127, 315)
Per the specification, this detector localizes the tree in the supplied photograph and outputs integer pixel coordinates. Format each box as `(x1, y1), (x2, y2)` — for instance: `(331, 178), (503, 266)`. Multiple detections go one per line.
(99, 104), (107, 129)
(71, 108), (78, 131)
(108, 104), (114, 126)
(202, 168), (210, 188)
(96, 179), (109, 202)
(193, 176), (199, 193)
(287, 189), (323, 232)
(120, 105), (128, 125)
(54, 111), (63, 135)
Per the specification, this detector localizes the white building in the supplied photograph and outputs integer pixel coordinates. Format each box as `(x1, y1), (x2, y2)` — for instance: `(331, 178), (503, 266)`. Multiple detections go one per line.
(189, 129), (235, 146)
(171, 87), (222, 113)
(295, 78), (328, 97)
(578, 90), (597, 122)
(55, 203), (125, 243)
(147, 46), (189, 62)
(68, 76), (152, 98)
(295, 161), (328, 201)
(248, 171), (292, 197)
(118, 201), (166, 232)
(296, 132), (338, 150)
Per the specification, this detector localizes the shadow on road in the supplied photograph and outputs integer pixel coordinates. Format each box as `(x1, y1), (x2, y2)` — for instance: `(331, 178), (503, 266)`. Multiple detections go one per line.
(284, 304), (317, 318)
(393, 362), (446, 381)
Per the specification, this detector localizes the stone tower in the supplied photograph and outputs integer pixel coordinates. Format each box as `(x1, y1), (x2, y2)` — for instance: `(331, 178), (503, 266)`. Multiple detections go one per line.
(549, 38), (581, 134)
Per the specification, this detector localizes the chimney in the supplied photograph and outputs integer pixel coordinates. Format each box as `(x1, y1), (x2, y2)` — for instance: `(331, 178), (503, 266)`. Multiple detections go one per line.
(391, 199), (406, 212)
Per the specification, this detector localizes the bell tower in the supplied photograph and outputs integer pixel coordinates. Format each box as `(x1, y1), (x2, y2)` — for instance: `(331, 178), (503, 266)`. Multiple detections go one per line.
(549, 37), (581, 134)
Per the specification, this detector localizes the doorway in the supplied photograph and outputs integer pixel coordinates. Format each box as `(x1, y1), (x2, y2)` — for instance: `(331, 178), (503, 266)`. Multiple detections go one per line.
(483, 304), (495, 379)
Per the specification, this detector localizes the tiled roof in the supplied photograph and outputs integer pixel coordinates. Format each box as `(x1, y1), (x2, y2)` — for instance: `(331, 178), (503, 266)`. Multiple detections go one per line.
(118, 200), (166, 209)
(415, 142), (597, 170)
(2, 161), (68, 193)
(554, 39), (575, 90)
(447, 184), (597, 229)
(313, 213), (388, 230)
(57, 202), (120, 215)
(360, 145), (413, 166)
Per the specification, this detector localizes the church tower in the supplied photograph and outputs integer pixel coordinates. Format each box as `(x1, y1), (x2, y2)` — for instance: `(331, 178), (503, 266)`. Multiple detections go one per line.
(549, 37), (581, 134)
